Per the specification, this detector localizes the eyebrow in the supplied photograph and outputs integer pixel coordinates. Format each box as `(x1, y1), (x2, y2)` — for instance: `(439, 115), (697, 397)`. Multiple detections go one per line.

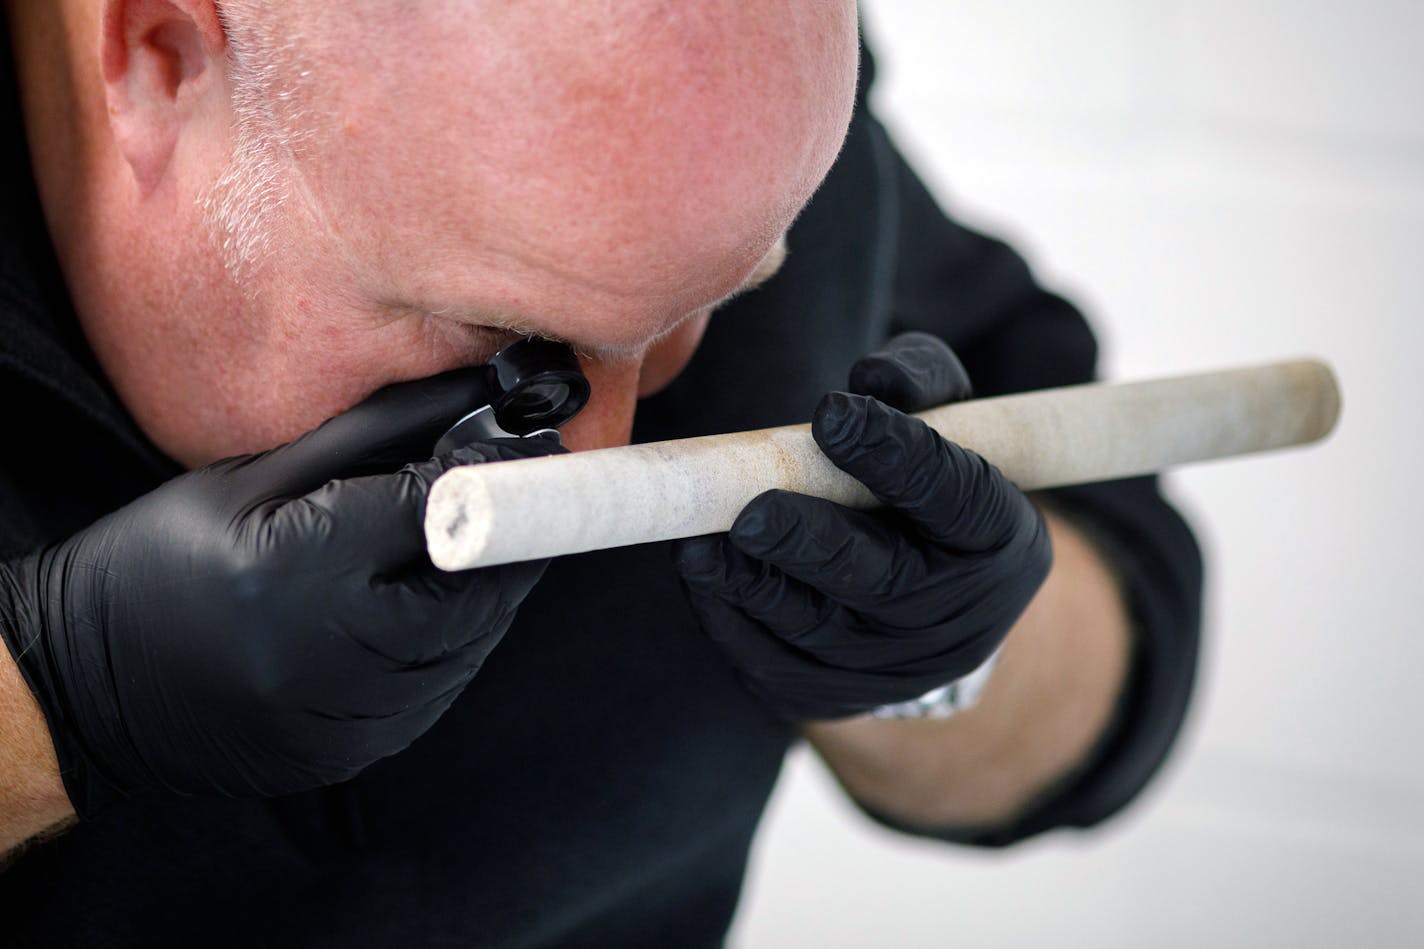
(423, 306), (647, 362)
(419, 237), (790, 362)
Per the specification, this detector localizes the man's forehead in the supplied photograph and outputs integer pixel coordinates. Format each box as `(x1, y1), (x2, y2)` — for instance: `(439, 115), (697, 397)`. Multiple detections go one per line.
(407, 235), (789, 363)
(282, 1), (781, 84)
(250, 1), (854, 355)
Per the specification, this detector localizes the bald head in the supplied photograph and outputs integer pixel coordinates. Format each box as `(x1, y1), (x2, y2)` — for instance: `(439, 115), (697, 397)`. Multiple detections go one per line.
(11, 0), (860, 462)
(216, 0), (857, 336)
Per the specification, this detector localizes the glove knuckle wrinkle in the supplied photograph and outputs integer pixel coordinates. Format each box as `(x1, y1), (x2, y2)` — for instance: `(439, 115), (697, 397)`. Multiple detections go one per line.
(727, 561), (779, 607)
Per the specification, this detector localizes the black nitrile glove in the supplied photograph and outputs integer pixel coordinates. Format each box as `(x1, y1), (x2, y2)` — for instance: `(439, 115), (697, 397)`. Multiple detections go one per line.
(0, 369), (565, 817)
(674, 332), (1052, 721)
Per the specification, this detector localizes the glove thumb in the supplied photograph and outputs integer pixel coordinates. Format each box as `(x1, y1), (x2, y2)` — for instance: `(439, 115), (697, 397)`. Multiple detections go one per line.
(847, 331), (972, 412)
(238, 368), (498, 499)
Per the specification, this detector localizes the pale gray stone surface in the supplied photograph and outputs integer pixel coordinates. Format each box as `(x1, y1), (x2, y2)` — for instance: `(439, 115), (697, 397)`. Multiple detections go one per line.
(425, 359), (1339, 571)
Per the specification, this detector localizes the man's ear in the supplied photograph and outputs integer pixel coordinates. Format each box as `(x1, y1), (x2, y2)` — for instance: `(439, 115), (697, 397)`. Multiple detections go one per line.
(101, 0), (227, 195)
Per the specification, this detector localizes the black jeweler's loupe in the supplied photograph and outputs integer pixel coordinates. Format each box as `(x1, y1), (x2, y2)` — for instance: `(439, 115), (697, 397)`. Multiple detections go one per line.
(433, 338), (590, 454)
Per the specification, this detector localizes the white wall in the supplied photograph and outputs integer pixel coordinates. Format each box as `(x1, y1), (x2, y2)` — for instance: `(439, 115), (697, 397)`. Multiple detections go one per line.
(733, 2), (1424, 945)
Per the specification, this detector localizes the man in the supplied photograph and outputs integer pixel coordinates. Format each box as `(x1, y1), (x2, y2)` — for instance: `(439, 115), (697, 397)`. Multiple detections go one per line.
(0, 1), (1201, 945)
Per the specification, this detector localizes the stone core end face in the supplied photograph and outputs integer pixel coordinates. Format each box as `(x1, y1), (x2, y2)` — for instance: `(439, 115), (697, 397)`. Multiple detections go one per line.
(425, 467), (494, 572)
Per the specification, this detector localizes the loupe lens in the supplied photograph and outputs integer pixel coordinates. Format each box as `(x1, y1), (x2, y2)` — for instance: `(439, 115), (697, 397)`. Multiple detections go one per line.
(501, 379), (571, 421)
(433, 339), (590, 452)
(484, 339), (590, 435)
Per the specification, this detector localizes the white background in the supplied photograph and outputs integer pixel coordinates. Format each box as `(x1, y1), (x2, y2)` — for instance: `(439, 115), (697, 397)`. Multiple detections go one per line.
(734, 2), (1424, 945)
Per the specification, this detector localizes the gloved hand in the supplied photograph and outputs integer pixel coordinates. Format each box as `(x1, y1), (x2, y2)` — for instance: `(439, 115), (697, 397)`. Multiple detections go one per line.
(674, 332), (1052, 721)
(0, 369), (564, 817)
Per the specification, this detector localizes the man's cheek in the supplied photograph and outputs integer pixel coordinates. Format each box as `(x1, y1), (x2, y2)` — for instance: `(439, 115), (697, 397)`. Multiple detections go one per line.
(558, 359), (643, 453)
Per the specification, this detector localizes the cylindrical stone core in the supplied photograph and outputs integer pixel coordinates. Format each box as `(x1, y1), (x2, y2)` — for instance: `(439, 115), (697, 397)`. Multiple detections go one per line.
(425, 359), (1340, 570)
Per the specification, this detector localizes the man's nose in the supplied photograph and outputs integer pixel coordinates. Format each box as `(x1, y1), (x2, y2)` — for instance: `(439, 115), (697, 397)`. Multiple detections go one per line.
(556, 357), (642, 452)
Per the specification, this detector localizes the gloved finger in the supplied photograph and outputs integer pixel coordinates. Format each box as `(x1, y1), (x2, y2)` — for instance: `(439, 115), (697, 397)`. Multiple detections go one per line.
(676, 583), (955, 720)
(847, 331), (972, 412)
(373, 531), (551, 659)
(317, 438), (563, 662)
(297, 643), (481, 721)
(289, 665), (481, 788)
(725, 490), (921, 608)
(304, 535), (544, 667)
(813, 392), (1039, 553)
(353, 666), (477, 743)
(675, 573), (856, 718)
(240, 367), (497, 499)
(676, 532), (929, 671)
(675, 532), (834, 644)
(249, 436), (562, 662)
(723, 491), (1001, 661)
(282, 435), (569, 574)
